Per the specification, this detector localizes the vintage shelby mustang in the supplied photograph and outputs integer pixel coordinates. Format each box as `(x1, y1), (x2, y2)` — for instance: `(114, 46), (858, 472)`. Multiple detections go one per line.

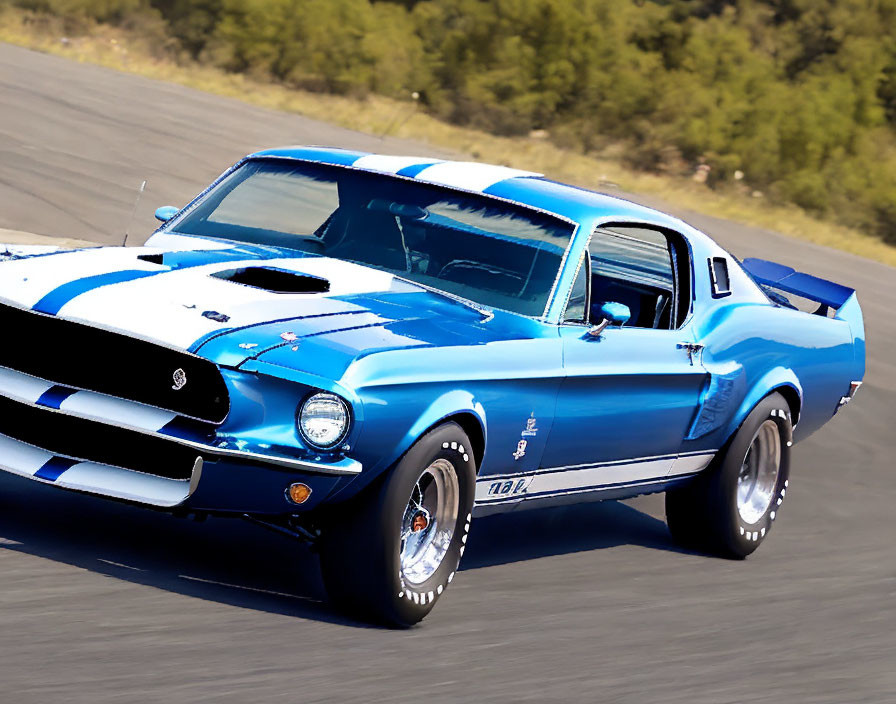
(0, 148), (865, 626)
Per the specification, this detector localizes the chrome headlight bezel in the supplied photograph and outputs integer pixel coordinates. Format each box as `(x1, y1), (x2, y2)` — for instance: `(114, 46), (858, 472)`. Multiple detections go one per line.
(297, 391), (351, 451)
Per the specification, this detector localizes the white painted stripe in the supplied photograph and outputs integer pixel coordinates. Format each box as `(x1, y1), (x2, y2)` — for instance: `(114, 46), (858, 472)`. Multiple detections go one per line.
(527, 457), (674, 496)
(55, 256), (396, 349)
(0, 365), (177, 434)
(413, 162), (541, 192)
(0, 432), (190, 507)
(352, 154), (440, 174)
(668, 451), (715, 476)
(474, 452), (717, 504)
(56, 462), (190, 507)
(59, 393), (177, 434)
(0, 433), (52, 478)
(0, 247), (164, 309)
(143, 233), (235, 251)
(0, 366), (54, 404)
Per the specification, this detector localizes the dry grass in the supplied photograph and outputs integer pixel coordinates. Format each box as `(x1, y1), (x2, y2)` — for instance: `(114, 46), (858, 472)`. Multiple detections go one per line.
(2, 8), (895, 266)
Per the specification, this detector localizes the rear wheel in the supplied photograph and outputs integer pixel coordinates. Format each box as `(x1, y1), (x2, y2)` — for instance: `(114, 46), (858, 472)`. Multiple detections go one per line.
(666, 392), (792, 558)
(319, 422), (476, 627)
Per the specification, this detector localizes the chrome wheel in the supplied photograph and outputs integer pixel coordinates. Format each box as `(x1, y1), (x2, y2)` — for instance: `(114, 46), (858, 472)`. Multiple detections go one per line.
(399, 458), (459, 586)
(737, 419), (781, 524)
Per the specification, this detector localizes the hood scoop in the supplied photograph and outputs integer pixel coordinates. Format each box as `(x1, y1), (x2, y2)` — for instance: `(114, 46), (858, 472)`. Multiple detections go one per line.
(211, 266), (331, 294)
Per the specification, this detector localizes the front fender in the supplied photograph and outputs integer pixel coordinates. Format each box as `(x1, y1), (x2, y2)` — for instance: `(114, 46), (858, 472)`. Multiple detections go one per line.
(394, 389), (487, 469)
(326, 388), (486, 502)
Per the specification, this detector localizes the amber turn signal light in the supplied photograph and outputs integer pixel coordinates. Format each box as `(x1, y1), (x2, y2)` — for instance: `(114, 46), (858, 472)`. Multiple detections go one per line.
(286, 483), (312, 505)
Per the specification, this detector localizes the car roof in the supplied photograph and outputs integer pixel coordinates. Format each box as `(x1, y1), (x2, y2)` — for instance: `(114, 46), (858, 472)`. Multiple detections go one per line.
(248, 146), (701, 236)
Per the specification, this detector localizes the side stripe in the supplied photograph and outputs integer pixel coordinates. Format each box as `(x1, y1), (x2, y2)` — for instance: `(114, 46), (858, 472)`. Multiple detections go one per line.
(33, 269), (159, 315)
(475, 451), (716, 505)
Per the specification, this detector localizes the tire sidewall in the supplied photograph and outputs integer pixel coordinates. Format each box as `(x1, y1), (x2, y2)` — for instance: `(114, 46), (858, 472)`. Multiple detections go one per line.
(718, 394), (792, 556)
(377, 423), (476, 626)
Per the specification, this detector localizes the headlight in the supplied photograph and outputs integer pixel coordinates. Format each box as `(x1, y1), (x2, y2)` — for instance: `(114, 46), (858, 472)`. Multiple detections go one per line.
(298, 392), (350, 450)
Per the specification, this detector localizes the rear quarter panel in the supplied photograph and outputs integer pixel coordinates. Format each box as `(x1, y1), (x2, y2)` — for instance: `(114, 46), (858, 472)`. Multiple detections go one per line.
(692, 300), (857, 448)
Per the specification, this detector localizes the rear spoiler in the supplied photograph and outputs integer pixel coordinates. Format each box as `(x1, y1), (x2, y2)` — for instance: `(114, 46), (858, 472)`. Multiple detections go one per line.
(741, 258), (855, 314)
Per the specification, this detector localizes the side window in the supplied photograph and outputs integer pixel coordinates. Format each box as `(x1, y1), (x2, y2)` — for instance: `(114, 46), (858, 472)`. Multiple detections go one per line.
(587, 224), (691, 329)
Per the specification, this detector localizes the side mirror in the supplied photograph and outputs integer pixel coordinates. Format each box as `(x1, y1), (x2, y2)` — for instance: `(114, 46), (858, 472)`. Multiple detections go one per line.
(154, 205), (179, 223)
(587, 301), (631, 338)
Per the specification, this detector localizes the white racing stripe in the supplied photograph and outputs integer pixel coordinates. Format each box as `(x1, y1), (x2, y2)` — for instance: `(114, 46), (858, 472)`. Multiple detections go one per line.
(0, 431), (190, 507)
(55, 256), (397, 350)
(143, 233), (237, 251)
(0, 366), (54, 404)
(0, 365), (177, 434)
(352, 154), (440, 174)
(0, 247), (164, 309)
(59, 393), (177, 434)
(0, 433), (52, 478)
(413, 162), (541, 192)
(56, 462), (190, 507)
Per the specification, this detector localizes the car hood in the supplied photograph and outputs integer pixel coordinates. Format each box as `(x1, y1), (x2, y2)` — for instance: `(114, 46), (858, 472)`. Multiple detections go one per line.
(0, 238), (535, 374)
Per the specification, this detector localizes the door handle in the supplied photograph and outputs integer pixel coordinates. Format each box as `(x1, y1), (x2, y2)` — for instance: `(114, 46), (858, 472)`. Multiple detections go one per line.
(677, 342), (704, 365)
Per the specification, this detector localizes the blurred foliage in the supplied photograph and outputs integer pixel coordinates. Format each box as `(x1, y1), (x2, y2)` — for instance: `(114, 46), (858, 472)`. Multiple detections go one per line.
(11, 0), (896, 244)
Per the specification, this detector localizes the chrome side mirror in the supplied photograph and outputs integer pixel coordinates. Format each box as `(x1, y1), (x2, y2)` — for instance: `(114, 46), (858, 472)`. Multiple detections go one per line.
(587, 302), (631, 338)
(154, 205), (179, 223)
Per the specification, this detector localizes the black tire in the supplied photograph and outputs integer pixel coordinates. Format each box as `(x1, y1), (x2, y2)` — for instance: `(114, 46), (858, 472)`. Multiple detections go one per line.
(666, 392), (792, 558)
(318, 421), (476, 627)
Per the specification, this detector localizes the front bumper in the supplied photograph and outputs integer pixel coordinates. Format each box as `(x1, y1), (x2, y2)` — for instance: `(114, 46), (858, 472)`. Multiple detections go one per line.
(0, 364), (360, 513)
(0, 428), (353, 513)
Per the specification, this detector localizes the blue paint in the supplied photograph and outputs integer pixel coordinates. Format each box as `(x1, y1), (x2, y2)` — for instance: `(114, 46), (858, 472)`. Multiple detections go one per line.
(34, 456), (79, 482)
(33, 270), (159, 315)
(0, 148), (864, 522)
(36, 385), (78, 409)
(396, 162), (440, 178)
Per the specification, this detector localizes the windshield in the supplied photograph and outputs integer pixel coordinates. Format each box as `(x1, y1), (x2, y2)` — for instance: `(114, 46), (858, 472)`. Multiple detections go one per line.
(167, 159), (575, 317)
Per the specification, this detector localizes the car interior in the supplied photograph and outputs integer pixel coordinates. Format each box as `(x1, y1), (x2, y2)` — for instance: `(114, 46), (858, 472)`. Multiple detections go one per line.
(565, 224), (692, 330)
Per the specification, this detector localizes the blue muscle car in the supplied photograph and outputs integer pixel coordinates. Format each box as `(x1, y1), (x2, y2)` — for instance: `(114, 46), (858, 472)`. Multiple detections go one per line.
(0, 147), (865, 626)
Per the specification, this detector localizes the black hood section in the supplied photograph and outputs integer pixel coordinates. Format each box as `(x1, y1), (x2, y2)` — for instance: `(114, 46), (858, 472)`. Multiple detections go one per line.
(210, 266), (330, 294)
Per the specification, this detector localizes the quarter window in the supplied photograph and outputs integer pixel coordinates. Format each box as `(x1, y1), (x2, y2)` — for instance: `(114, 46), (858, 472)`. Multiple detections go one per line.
(709, 257), (731, 297)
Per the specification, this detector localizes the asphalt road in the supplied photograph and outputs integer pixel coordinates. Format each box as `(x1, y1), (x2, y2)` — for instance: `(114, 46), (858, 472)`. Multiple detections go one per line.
(1, 42), (894, 704)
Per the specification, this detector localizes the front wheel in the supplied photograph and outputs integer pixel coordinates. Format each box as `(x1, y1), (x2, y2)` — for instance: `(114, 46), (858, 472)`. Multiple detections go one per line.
(666, 392), (792, 558)
(319, 422), (476, 627)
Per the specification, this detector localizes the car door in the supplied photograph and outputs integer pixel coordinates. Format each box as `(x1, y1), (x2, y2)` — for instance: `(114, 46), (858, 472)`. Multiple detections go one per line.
(529, 224), (709, 502)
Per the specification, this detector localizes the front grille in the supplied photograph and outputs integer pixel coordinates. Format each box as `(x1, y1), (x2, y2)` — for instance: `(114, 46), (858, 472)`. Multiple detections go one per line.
(0, 395), (202, 480)
(0, 303), (229, 423)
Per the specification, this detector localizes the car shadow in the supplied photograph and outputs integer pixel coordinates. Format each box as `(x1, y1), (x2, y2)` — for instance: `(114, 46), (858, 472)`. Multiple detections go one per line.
(0, 474), (688, 627)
